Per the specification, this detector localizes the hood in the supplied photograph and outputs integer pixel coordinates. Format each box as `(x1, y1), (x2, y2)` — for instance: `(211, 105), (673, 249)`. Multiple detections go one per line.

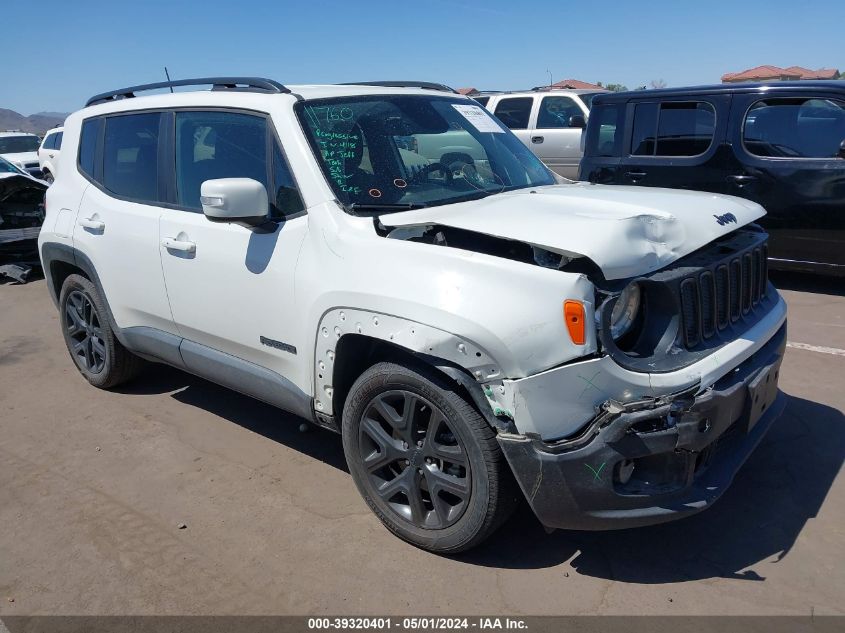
(1, 151), (39, 166)
(380, 183), (766, 280)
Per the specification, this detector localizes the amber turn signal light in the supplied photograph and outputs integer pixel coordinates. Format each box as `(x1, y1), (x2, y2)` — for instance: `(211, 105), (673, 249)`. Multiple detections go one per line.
(563, 300), (586, 345)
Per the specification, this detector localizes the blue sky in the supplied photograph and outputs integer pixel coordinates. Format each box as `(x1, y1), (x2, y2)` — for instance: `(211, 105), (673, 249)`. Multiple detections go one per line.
(2, 0), (843, 115)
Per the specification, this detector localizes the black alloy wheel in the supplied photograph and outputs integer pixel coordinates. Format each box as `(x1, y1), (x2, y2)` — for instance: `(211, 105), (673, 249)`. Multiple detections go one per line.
(358, 389), (471, 529)
(64, 289), (107, 374)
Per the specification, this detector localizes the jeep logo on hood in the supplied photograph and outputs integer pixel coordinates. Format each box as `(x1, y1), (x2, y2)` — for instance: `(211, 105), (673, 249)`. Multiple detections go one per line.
(714, 213), (738, 226)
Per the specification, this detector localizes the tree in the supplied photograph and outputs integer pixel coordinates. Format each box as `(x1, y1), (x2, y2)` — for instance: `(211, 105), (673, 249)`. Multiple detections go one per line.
(605, 83), (628, 92)
(839, 71), (845, 80)
(650, 79), (668, 89)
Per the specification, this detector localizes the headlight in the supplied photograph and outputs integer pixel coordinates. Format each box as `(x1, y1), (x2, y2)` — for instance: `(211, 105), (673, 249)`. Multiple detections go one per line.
(610, 283), (641, 340)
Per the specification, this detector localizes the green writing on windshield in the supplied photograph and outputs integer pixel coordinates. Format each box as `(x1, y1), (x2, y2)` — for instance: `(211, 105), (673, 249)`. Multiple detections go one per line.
(306, 106), (362, 194)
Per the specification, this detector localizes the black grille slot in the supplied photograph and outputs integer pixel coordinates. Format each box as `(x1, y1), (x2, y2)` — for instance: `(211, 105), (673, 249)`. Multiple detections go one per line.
(729, 258), (741, 322)
(715, 265), (730, 329)
(680, 278), (701, 348)
(699, 271), (716, 338)
(741, 253), (752, 314)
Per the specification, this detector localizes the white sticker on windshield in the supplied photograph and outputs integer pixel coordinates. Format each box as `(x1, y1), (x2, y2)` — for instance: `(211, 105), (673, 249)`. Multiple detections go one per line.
(451, 104), (505, 133)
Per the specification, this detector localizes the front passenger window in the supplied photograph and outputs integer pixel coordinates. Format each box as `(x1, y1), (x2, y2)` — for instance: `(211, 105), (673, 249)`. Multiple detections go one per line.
(537, 96), (583, 128)
(175, 111), (269, 210)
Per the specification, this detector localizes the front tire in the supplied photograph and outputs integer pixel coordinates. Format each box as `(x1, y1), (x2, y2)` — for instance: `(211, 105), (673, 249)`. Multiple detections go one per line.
(342, 361), (518, 553)
(43, 170), (54, 185)
(59, 274), (144, 388)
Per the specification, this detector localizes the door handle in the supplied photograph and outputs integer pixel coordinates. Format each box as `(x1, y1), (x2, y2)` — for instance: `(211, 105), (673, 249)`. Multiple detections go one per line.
(48, 153), (54, 158)
(727, 174), (756, 186)
(78, 217), (105, 231)
(531, 136), (544, 144)
(626, 171), (648, 180)
(161, 237), (196, 254)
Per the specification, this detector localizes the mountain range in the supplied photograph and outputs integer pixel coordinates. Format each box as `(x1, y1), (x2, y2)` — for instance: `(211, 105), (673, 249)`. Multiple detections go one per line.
(0, 109), (69, 135)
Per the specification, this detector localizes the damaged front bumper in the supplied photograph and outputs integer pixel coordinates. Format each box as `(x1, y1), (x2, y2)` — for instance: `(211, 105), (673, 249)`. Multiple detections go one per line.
(497, 323), (787, 530)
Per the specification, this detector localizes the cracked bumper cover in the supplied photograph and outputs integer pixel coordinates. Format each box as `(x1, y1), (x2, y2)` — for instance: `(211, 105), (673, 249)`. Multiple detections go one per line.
(497, 323), (787, 531)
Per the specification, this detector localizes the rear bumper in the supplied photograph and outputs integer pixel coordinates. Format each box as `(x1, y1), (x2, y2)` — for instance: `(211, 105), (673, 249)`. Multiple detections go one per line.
(498, 323), (787, 530)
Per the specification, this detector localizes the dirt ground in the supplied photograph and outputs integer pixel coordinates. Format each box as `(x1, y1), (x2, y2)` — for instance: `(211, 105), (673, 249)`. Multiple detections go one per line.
(0, 273), (842, 616)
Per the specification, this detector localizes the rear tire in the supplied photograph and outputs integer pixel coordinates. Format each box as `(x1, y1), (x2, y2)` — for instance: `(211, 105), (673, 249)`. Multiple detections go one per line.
(342, 360), (518, 553)
(59, 274), (144, 388)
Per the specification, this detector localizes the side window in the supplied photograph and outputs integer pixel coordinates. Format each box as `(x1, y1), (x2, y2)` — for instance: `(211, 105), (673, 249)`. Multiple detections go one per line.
(272, 143), (304, 217)
(584, 103), (624, 157)
(631, 103), (659, 156)
(103, 113), (162, 202)
(42, 134), (55, 150)
(744, 97), (845, 158)
(175, 111), (268, 210)
(54, 132), (63, 150)
(78, 118), (100, 180)
(493, 97), (533, 129)
(536, 96), (583, 128)
(472, 96), (490, 108)
(630, 101), (716, 157)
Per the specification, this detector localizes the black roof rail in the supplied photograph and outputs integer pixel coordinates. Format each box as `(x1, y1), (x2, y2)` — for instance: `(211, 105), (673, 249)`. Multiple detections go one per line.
(85, 77), (290, 107)
(339, 81), (458, 94)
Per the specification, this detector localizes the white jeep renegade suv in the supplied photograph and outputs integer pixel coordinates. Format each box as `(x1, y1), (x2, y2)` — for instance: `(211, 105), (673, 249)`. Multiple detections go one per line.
(39, 77), (788, 553)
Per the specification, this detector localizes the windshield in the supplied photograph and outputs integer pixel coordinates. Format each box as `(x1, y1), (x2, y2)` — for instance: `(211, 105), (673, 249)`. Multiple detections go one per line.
(0, 156), (24, 174)
(578, 93), (602, 110)
(0, 135), (40, 154)
(297, 95), (555, 211)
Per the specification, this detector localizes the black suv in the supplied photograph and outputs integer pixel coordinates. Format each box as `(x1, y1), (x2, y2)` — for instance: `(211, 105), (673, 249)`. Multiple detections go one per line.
(579, 81), (845, 276)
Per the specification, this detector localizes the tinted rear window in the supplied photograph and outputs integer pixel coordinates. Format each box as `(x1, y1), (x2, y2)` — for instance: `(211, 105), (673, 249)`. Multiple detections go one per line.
(744, 97), (845, 158)
(630, 101), (716, 157)
(493, 97), (533, 129)
(584, 103), (624, 157)
(103, 113), (162, 202)
(78, 119), (100, 179)
(472, 96), (490, 108)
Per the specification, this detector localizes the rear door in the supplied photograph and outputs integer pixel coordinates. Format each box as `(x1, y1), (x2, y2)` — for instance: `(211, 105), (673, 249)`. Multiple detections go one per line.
(73, 112), (174, 332)
(618, 95), (731, 192)
(492, 96), (535, 148)
(726, 92), (845, 269)
(530, 94), (585, 179)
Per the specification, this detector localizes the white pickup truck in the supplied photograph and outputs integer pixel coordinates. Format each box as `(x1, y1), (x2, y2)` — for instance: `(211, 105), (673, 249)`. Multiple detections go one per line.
(39, 78), (786, 552)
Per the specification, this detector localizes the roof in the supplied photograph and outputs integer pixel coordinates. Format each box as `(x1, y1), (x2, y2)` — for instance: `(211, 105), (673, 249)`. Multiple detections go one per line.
(74, 84), (474, 119)
(549, 79), (604, 90)
(591, 80), (845, 104)
(456, 87), (479, 95)
(722, 65), (839, 82)
(0, 131), (39, 137)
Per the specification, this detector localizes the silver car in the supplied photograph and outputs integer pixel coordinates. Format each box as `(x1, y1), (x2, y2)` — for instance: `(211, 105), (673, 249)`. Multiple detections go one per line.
(474, 89), (606, 179)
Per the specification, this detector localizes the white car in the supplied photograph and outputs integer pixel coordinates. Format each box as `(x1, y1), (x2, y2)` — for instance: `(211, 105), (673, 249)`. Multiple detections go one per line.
(37, 127), (63, 184)
(0, 131), (43, 178)
(473, 89), (605, 179)
(39, 77), (787, 552)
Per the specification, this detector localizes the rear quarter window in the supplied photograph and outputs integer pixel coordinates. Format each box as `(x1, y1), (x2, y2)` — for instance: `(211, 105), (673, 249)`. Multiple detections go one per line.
(584, 103), (624, 157)
(78, 118), (101, 179)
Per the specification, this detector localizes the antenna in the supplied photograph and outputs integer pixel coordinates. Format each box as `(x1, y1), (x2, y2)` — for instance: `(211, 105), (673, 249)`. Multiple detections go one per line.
(164, 67), (174, 93)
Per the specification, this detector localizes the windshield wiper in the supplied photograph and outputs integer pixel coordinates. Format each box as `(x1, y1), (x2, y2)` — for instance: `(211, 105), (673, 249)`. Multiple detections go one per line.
(347, 202), (428, 215)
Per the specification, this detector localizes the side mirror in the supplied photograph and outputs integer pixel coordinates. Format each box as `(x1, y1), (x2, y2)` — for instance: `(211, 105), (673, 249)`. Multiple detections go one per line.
(568, 114), (587, 129)
(839, 139), (845, 159)
(201, 178), (268, 225)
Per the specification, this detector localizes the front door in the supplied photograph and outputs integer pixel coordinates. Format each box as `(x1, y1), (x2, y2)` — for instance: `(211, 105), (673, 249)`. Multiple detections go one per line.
(726, 92), (845, 269)
(158, 109), (308, 380)
(530, 94), (585, 179)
